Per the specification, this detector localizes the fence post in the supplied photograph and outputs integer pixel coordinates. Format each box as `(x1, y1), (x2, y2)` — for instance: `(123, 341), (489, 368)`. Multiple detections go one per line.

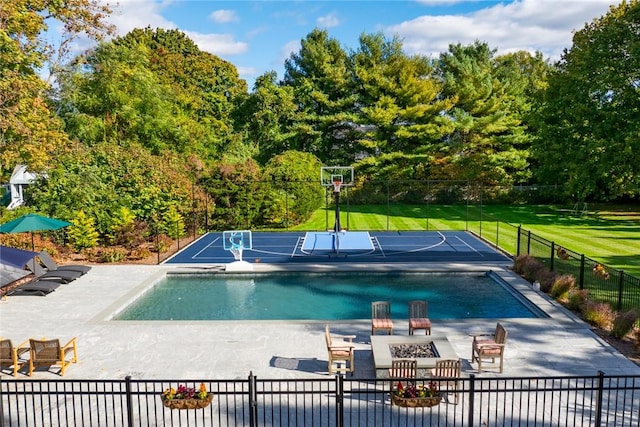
(495, 220), (499, 249)
(386, 180), (390, 231)
(249, 371), (258, 427)
(527, 230), (531, 254)
(517, 225), (521, 256)
(125, 375), (134, 427)
(579, 255), (585, 290)
(467, 374), (476, 426)
(595, 371), (605, 427)
(550, 241), (555, 272)
(617, 271), (625, 311)
(335, 375), (344, 427)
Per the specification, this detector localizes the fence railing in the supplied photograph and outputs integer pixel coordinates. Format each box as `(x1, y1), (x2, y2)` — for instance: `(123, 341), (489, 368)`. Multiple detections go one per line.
(516, 226), (640, 317)
(2, 373), (639, 427)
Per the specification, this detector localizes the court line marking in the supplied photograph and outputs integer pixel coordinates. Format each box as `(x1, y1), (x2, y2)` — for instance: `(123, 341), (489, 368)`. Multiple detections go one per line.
(453, 234), (482, 256)
(192, 235), (222, 260)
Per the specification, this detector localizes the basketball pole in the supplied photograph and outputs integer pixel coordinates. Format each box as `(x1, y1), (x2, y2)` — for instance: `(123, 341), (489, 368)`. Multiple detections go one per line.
(333, 186), (341, 232)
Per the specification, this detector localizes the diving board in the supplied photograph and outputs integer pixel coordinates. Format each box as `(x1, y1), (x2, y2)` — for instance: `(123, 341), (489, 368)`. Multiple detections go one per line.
(301, 231), (374, 256)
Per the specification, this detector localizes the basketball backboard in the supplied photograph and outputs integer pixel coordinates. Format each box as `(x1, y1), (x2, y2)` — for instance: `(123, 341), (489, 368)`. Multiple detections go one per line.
(321, 166), (354, 190)
(223, 230), (253, 251)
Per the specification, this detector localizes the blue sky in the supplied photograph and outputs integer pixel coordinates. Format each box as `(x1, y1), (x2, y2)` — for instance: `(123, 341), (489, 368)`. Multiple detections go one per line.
(96, 0), (618, 89)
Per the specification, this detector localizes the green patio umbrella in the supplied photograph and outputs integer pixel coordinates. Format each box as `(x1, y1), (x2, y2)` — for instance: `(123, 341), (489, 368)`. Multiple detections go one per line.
(0, 213), (71, 250)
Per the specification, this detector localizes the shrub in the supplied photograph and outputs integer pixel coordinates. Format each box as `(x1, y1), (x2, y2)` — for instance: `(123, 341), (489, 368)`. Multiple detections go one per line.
(99, 247), (127, 263)
(566, 289), (589, 311)
(550, 275), (575, 300)
(152, 234), (173, 253)
(67, 210), (100, 251)
(582, 301), (615, 330)
(611, 310), (638, 339)
(633, 328), (640, 349)
(537, 269), (558, 293)
(512, 255), (545, 282)
(129, 246), (152, 261)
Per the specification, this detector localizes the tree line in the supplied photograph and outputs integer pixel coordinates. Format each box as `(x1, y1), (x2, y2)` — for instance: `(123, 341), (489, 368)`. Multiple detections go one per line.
(1, 0), (638, 246)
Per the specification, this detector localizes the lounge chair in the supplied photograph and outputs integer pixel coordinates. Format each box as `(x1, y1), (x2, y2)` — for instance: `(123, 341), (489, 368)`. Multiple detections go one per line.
(38, 252), (91, 275)
(7, 279), (61, 296)
(430, 359), (461, 404)
(28, 337), (78, 376)
(408, 300), (431, 335)
(471, 322), (508, 373)
(325, 325), (355, 375)
(26, 261), (82, 283)
(0, 338), (30, 376)
(371, 301), (393, 335)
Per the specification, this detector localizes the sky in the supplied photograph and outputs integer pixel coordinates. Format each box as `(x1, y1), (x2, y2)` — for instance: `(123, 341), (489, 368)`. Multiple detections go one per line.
(91, 0), (619, 89)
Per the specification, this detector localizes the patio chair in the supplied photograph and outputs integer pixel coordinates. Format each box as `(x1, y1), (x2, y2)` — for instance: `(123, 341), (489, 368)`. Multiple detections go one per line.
(28, 337), (78, 376)
(38, 251), (91, 275)
(7, 279), (61, 296)
(389, 358), (417, 382)
(471, 322), (508, 373)
(408, 300), (431, 335)
(325, 325), (355, 375)
(0, 338), (30, 376)
(388, 358), (417, 401)
(371, 301), (393, 335)
(430, 359), (461, 404)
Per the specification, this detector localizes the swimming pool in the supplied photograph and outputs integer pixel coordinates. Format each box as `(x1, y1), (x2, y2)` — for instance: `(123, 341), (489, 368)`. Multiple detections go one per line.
(114, 272), (546, 321)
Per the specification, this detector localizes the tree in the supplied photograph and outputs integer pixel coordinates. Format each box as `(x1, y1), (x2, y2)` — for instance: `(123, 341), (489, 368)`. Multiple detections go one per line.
(533, 0), (640, 200)
(437, 41), (534, 185)
(283, 29), (358, 164)
(233, 72), (298, 164)
(351, 32), (455, 179)
(262, 151), (324, 225)
(0, 0), (112, 179)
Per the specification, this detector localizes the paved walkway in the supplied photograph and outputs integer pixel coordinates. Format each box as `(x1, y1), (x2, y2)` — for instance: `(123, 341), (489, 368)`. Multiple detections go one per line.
(1, 263), (638, 380)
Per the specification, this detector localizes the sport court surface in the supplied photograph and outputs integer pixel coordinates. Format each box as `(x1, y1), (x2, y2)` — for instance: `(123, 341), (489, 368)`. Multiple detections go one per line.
(165, 230), (511, 264)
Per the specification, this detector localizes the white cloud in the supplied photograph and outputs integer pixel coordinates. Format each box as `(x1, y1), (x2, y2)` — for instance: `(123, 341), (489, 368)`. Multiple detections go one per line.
(236, 66), (259, 77)
(185, 31), (248, 56)
(317, 13), (340, 28)
(386, 0), (616, 62)
(106, 0), (176, 36)
(210, 9), (239, 24)
(279, 39), (301, 65)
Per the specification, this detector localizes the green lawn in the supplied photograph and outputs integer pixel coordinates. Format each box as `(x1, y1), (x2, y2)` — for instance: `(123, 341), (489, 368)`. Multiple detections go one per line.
(291, 203), (640, 277)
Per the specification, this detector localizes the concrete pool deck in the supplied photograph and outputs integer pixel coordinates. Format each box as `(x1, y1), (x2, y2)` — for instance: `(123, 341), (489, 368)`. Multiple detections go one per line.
(1, 263), (639, 380)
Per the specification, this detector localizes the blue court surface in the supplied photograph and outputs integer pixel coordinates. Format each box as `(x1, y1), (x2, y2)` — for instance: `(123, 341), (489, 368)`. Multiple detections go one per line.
(165, 231), (511, 264)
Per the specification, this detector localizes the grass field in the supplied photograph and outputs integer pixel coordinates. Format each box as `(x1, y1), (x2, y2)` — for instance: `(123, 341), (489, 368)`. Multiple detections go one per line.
(291, 203), (640, 277)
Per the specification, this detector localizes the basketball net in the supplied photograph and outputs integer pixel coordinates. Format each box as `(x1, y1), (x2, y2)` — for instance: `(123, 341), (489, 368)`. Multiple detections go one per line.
(332, 180), (342, 193)
(230, 245), (243, 261)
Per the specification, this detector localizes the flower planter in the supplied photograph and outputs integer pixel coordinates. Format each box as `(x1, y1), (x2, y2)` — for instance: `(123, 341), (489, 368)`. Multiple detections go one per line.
(390, 392), (442, 408)
(162, 394), (213, 410)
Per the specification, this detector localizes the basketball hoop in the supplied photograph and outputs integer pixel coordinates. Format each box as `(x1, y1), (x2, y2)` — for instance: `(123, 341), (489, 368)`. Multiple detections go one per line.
(332, 180), (342, 193)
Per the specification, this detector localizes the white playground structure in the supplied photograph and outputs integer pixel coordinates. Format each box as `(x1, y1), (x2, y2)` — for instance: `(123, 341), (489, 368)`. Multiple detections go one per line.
(223, 230), (253, 271)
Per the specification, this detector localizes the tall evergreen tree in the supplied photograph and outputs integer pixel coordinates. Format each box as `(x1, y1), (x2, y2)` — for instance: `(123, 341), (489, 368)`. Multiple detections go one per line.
(533, 0), (640, 200)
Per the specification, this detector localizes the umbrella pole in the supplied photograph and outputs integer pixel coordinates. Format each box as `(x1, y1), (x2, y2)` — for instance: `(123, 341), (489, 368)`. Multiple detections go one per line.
(31, 232), (35, 251)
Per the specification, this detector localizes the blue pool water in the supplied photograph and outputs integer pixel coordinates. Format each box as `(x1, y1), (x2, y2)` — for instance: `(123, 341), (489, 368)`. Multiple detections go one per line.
(115, 272), (544, 321)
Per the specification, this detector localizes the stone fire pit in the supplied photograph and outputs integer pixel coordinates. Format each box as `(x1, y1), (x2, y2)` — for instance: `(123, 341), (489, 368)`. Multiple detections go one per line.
(371, 335), (458, 378)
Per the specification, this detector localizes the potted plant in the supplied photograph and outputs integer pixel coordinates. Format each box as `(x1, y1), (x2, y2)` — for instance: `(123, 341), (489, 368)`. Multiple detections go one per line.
(390, 381), (442, 408)
(592, 263), (610, 280)
(161, 383), (213, 410)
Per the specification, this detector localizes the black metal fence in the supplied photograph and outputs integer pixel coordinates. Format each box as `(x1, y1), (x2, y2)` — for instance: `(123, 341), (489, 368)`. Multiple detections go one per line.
(2, 373), (639, 427)
(516, 226), (640, 317)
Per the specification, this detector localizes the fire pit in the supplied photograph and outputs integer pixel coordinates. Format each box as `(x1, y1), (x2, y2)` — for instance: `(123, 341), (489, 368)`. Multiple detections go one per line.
(390, 343), (439, 358)
(371, 335), (458, 378)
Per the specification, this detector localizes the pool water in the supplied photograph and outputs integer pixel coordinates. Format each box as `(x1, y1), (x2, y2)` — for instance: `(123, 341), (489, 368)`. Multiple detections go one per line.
(115, 272), (543, 321)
